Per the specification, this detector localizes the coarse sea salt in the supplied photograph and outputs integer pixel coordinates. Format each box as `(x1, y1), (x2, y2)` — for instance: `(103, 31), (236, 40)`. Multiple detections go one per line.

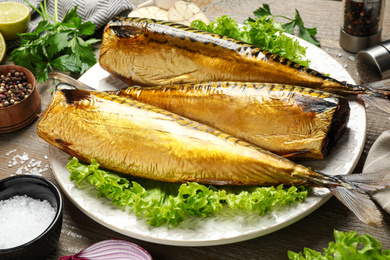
(0, 195), (56, 249)
(6, 150), (50, 177)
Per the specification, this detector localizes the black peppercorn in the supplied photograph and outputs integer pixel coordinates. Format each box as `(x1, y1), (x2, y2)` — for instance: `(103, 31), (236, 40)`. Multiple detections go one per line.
(0, 69), (33, 108)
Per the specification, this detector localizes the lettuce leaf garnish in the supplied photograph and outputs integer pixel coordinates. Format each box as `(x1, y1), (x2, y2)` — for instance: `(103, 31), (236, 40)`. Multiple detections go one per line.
(288, 230), (390, 260)
(66, 157), (310, 227)
(191, 14), (310, 67)
(253, 4), (320, 47)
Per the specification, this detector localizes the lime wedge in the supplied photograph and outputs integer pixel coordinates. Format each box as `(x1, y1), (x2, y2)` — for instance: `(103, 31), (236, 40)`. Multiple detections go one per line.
(0, 32), (6, 63)
(0, 2), (30, 41)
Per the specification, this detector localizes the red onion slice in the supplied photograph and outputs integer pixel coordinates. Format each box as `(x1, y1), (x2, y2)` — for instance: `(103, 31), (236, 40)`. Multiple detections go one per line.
(59, 239), (152, 260)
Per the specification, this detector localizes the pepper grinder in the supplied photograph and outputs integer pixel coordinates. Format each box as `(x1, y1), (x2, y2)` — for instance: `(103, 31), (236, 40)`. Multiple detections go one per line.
(356, 40), (390, 82)
(339, 0), (385, 53)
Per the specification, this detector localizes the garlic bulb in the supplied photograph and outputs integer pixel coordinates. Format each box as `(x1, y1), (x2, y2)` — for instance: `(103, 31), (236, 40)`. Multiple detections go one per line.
(167, 1), (209, 26)
(128, 6), (168, 20)
(128, 1), (209, 26)
(138, 0), (181, 10)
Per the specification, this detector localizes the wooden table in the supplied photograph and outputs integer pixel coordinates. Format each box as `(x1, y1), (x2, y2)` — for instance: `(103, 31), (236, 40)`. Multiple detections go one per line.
(1, 0), (390, 259)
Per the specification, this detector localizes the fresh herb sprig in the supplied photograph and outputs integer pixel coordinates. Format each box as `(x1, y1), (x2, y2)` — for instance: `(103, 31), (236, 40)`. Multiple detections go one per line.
(252, 4), (320, 46)
(10, 0), (100, 83)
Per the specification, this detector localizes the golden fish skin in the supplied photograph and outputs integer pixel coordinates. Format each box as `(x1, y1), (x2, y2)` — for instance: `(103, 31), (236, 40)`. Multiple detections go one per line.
(37, 82), (390, 226)
(99, 17), (367, 95)
(116, 82), (350, 159)
(38, 86), (322, 186)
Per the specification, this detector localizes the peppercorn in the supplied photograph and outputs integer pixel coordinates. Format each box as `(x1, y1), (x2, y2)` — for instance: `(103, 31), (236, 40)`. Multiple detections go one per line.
(343, 0), (382, 37)
(0, 69), (33, 108)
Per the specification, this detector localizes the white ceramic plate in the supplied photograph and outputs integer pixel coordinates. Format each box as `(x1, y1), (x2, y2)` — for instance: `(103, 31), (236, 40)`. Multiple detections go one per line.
(49, 36), (366, 246)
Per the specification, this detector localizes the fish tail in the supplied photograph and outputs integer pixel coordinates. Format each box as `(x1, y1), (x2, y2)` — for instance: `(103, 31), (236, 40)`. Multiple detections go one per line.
(330, 187), (383, 226)
(50, 72), (95, 91)
(328, 170), (390, 226)
(359, 79), (390, 113)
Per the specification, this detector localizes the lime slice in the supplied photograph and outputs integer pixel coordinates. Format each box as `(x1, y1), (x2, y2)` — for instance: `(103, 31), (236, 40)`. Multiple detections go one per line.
(0, 32), (6, 63)
(0, 2), (30, 41)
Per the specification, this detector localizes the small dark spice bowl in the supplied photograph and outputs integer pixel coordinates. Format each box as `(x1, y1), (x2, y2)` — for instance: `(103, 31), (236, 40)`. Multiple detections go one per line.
(0, 65), (40, 133)
(0, 175), (63, 260)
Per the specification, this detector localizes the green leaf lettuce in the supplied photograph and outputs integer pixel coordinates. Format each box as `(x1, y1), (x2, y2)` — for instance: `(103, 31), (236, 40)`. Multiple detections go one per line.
(66, 157), (310, 227)
(191, 14), (310, 67)
(288, 230), (390, 260)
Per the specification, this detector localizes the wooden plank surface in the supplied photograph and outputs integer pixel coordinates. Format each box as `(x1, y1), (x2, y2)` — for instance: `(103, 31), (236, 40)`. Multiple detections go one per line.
(1, 0), (390, 259)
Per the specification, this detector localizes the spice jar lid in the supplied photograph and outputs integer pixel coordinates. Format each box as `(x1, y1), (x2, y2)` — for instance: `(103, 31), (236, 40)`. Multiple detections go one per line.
(356, 40), (390, 83)
(340, 28), (382, 53)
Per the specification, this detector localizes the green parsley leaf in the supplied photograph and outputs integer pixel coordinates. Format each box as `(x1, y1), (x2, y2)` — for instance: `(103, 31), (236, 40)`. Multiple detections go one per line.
(12, 50), (42, 73)
(253, 3), (272, 17)
(253, 4), (320, 46)
(9, 0), (100, 83)
(35, 62), (50, 83)
(51, 55), (80, 72)
(281, 21), (295, 35)
(292, 10), (320, 46)
(76, 21), (96, 36)
(47, 32), (69, 57)
(61, 5), (79, 25)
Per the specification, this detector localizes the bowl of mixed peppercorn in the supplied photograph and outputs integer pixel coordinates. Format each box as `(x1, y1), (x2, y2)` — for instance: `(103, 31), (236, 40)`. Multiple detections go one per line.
(0, 65), (40, 133)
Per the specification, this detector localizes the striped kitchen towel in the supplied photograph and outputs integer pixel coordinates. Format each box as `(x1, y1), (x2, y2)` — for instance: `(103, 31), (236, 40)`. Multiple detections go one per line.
(3, 0), (135, 50)
(363, 130), (390, 214)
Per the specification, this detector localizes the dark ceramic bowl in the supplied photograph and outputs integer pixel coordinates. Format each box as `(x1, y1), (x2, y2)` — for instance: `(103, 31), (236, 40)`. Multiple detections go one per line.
(0, 65), (40, 133)
(0, 175), (63, 260)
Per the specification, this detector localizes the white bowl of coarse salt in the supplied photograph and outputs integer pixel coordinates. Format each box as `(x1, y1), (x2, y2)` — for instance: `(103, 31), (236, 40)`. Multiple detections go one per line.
(0, 175), (63, 260)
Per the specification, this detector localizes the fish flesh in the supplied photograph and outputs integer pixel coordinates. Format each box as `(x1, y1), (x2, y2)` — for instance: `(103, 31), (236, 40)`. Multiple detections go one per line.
(37, 81), (390, 226)
(99, 17), (390, 113)
(116, 81), (350, 159)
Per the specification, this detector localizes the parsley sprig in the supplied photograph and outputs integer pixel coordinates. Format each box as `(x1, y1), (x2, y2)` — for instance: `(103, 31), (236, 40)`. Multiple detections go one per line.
(252, 4), (320, 46)
(10, 0), (100, 83)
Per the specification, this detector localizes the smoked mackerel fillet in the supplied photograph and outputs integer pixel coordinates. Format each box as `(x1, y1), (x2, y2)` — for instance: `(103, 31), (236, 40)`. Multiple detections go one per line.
(37, 86), (320, 186)
(116, 82), (350, 159)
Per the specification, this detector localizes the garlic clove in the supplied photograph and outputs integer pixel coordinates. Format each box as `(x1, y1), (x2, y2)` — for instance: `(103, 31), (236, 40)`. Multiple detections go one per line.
(167, 7), (183, 22)
(187, 2), (200, 13)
